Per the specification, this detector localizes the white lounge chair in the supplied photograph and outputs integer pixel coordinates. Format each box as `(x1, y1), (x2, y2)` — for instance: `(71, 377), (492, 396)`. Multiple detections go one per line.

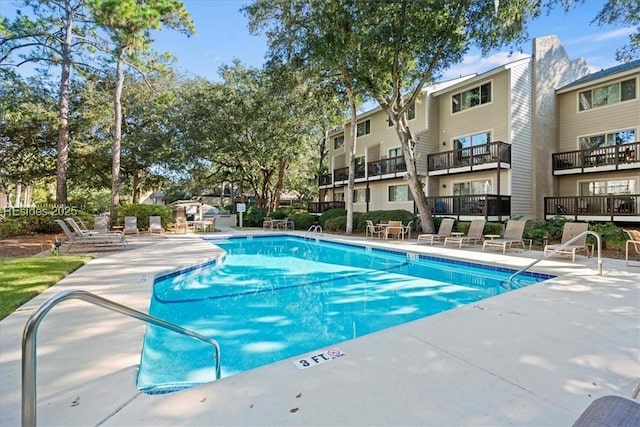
(65, 217), (99, 236)
(482, 220), (528, 253)
(149, 216), (165, 235)
(544, 222), (592, 262)
(55, 219), (126, 251)
(417, 218), (454, 245)
(365, 220), (383, 238)
(123, 216), (139, 236)
(444, 219), (486, 248)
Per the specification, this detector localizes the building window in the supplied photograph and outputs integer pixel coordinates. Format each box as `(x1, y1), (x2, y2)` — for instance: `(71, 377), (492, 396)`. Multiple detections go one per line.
(333, 135), (344, 149)
(334, 192), (344, 202)
(357, 119), (371, 136)
(387, 102), (416, 126)
(388, 184), (413, 202)
(354, 189), (367, 203)
(355, 156), (365, 176)
(407, 102), (416, 120)
(454, 131), (491, 149)
(389, 148), (402, 158)
(452, 82), (491, 113)
(579, 78), (636, 111)
(453, 179), (492, 196)
(579, 129), (635, 149)
(579, 178), (635, 196)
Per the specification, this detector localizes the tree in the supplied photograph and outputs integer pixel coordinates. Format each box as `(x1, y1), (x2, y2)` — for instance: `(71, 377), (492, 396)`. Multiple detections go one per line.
(247, 0), (544, 233)
(591, 0), (639, 62)
(0, 71), (58, 206)
(87, 0), (194, 220)
(1, 0), (100, 205)
(245, 0), (366, 232)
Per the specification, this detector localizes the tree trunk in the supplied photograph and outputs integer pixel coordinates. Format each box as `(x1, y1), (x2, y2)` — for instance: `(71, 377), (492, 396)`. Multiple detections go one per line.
(394, 112), (434, 234)
(110, 51), (125, 222)
(55, 0), (74, 205)
(345, 83), (357, 234)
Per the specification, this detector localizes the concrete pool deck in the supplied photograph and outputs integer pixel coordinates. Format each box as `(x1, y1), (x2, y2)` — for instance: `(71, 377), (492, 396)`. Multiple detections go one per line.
(1, 230), (638, 426)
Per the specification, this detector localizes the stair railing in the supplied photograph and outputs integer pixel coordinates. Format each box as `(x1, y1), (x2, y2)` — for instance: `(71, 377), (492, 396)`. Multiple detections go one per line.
(22, 289), (221, 427)
(507, 230), (602, 289)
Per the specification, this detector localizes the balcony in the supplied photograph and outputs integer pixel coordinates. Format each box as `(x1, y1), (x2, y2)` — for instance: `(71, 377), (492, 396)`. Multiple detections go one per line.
(426, 194), (511, 220)
(427, 141), (511, 175)
(552, 142), (639, 175)
(333, 164), (366, 182)
(367, 155), (407, 179)
(544, 195), (640, 222)
(319, 156), (407, 188)
(307, 201), (345, 214)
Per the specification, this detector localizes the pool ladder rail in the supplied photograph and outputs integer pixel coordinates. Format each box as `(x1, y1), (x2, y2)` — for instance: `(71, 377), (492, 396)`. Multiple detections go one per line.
(506, 230), (602, 289)
(21, 289), (221, 427)
(306, 224), (323, 239)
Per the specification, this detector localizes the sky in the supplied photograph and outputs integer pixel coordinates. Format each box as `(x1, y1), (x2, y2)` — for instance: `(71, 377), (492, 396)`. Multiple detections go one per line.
(147, 0), (635, 82)
(1, 0), (635, 82)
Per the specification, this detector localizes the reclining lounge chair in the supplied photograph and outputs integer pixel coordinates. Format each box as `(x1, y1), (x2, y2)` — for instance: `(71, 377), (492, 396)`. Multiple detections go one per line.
(482, 219), (528, 253)
(444, 219), (486, 248)
(55, 219), (127, 251)
(417, 218), (454, 245)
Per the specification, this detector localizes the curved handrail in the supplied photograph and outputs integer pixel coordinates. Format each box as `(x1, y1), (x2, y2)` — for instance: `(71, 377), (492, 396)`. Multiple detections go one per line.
(22, 289), (221, 427)
(306, 224), (323, 237)
(507, 230), (602, 288)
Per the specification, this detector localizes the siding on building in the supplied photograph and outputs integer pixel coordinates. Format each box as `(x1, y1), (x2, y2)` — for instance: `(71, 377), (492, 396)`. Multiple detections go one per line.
(318, 35), (638, 222)
(509, 60), (534, 218)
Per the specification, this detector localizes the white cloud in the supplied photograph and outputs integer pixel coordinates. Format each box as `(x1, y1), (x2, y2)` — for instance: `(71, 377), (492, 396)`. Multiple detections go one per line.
(441, 50), (531, 80)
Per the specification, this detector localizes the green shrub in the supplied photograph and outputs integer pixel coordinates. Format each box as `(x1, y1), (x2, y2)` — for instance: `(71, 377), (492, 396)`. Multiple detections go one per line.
(114, 204), (173, 229)
(484, 222), (504, 236)
(319, 208), (347, 227)
(243, 206), (266, 227)
(290, 213), (318, 230)
(324, 215), (347, 231)
(588, 222), (625, 249)
(0, 207), (96, 237)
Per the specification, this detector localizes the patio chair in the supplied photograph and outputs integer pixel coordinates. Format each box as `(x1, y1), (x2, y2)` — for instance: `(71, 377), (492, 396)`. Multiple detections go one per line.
(444, 219), (486, 248)
(403, 221), (413, 239)
(365, 220), (383, 239)
(417, 218), (454, 245)
(263, 217), (273, 230)
(543, 222), (591, 262)
(149, 216), (165, 235)
(623, 229), (640, 267)
(385, 220), (407, 240)
(123, 216), (139, 236)
(482, 220), (528, 253)
(65, 217), (99, 236)
(55, 219), (126, 251)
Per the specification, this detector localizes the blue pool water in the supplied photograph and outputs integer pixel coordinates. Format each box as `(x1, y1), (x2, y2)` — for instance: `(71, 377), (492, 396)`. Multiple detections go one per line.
(137, 236), (553, 394)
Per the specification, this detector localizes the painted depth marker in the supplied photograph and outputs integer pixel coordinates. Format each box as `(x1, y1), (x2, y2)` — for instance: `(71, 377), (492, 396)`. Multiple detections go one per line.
(294, 347), (345, 370)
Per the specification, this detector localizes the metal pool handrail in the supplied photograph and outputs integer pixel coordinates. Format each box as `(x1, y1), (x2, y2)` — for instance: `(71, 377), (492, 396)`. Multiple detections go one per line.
(22, 289), (221, 427)
(507, 230), (602, 288)
(306, 224), (323, 237)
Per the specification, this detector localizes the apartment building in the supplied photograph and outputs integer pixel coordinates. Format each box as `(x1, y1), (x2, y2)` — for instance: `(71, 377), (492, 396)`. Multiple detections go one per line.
(313, 35), (640, 224)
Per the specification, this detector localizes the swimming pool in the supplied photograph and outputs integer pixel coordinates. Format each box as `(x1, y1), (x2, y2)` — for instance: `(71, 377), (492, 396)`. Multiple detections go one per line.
(137, 235), (553, 394)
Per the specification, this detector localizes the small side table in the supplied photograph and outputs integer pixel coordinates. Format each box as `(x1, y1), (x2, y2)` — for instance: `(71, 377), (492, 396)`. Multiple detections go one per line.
(451, 232), (464, 237)
(484, 234), (501, 240)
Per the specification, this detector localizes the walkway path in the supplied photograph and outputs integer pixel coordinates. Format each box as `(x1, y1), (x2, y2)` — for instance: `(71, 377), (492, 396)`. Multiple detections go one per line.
(1, 231), (638, 426)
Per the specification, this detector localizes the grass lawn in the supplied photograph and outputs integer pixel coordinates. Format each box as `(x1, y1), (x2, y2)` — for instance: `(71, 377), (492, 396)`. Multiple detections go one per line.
(0, 256), (91, 320)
